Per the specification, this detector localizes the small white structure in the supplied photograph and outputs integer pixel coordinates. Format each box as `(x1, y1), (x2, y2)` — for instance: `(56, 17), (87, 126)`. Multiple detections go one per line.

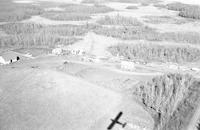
(81, 57), (94, 63)
(168, 63), (179, 70)
(77, 49), (85, 55)
(70, 49), (85, 55)
(191, 67), (200, 72)
(24, 53), (34, 59)
(45, 7), (65, 12)
(92, 58), (101, 63)
(0, 56), (9, 65)
(179, 66), (190, 71)
(52, 48), (62, 55)
(121, 61), (135, 71)
(71, 50), (77, 55)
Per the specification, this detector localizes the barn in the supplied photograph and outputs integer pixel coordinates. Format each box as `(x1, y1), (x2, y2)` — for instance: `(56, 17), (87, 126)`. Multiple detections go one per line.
(0, 51), (29, 65)
(0, 56), (8, 65)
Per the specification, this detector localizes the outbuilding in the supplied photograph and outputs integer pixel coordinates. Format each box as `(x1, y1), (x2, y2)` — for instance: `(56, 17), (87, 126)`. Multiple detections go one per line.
(191, 67), (200, 72)
(0, 56), (8, 65)
(0, 51), (28, 65)
(120, 61), (135, 71)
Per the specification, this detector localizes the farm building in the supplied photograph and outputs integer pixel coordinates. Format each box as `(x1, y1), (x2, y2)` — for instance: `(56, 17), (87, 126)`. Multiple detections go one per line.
(0, 56), (8, 65)
(52, 48), (85, 56)
(191, 67), (200, 72)
(70, 49), (85, 55)
(179, 66), (190, 71)
(0, 51), (29, 65)
(120, 61), (135, 71)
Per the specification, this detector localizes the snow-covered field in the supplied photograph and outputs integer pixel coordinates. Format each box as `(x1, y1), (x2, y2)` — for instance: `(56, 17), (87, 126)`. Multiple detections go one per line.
(1, 0), (200, 130)
(13, 0), (200, 5)
(12, 0), (200, 34)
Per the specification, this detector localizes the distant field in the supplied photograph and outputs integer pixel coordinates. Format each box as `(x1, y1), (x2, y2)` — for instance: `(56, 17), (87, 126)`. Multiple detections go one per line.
(60, 4), (114, 14)
(82, 0), (159, 4)
(41, 4), (114, 21)
(0, 0), (43, 22)
(42, 12), (92, 21)
(0, 0), (114, 22)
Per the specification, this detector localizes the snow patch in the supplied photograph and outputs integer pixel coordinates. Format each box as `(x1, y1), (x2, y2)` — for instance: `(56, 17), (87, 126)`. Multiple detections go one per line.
(45, 7), (65, 12)
(98, 4), (176, 20)
(105, 2), (139, 11)
(13, 0), (34, 3)
(23, 16), (87, 25)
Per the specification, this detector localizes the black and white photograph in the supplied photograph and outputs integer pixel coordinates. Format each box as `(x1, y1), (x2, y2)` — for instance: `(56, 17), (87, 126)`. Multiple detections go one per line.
(0, 0), (200, 130)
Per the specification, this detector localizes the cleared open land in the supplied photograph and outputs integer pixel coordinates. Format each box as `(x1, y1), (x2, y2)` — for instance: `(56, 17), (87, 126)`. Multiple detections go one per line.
(1, 0), (200, 130)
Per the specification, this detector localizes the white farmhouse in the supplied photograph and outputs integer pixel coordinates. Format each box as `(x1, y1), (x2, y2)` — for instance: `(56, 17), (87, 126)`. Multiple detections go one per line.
(121, 61), (135, 71)
(0, 56), (9, 65)
(179, 66), (190, 71)
(0, 51), (28, 65)
(168, 64), (179, 70)
(191, 67), (200, 72)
